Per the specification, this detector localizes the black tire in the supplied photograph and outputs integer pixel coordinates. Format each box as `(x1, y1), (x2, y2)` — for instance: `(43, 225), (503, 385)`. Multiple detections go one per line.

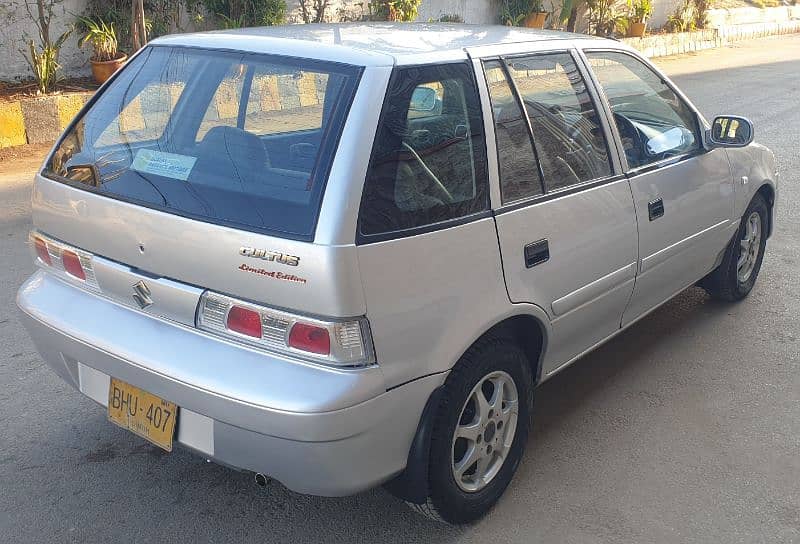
(702, 193), (769, 302)
(409, 336), (534, 524)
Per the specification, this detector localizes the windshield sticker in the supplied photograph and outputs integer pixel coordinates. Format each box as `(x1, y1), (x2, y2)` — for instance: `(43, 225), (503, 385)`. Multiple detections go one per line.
(238, 263), (307, 285)
(131, 149), (197, 181)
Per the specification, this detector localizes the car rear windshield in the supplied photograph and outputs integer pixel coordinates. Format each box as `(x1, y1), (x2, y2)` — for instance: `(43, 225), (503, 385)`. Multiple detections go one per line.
(44, 46), (361, 240)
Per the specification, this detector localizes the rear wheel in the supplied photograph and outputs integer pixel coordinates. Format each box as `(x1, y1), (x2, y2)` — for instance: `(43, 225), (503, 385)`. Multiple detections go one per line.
(702, 194), (768, 301)
(408, 337), (533, 524)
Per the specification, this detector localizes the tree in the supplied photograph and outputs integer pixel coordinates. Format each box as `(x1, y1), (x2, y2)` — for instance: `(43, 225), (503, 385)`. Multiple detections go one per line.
(130, 0), (146, 52)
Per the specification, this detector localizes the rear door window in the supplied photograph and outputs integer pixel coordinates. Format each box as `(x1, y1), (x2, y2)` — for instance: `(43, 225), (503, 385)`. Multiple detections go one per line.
(483, 60), (543, 203)
(45, 46), (361, 240)
(358, 63), (489, 239)
(504, 53), (612, 192)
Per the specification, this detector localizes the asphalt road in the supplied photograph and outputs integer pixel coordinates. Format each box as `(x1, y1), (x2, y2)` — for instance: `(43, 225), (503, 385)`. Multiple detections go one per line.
(1, 34), (798, 543)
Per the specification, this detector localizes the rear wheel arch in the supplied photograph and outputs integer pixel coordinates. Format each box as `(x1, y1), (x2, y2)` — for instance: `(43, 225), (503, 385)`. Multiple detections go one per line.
(476, 313), (548, 386)
(383, 311), (548, 506)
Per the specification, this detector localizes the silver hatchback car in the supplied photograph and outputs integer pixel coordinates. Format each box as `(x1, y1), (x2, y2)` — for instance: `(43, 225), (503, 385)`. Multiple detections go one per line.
(17, 24), (777, 523)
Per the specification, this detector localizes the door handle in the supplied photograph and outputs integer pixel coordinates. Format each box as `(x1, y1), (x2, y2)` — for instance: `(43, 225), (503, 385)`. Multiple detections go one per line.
(648, 198), (664, 221)
(524, 239), (549, 268)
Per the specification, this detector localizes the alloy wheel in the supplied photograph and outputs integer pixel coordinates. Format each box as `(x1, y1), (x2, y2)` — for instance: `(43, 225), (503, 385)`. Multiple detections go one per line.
(737, 211), (761, 283)
(451, 371), (519, 493)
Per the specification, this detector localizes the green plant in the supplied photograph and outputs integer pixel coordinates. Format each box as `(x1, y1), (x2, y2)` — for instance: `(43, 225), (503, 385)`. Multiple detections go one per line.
(15, 0), (72, 94)
(77, 17), (119, 61)
(199, 0), (286, 26)
(368, 0), (421, 21)
(692, 0), (709, 28)
(258, 0), (286, 24)
(434, 13), (464, 22)
(627, 0), (652, 22)
(557, 0), (581, 29)
(24, 36), (68, 94)
(217, 11), (244, 27)
(585, 0), (626, 35)
(664, 0), (696, 32)
(84, 0), (184, 51)
(499, 0), (532, 25)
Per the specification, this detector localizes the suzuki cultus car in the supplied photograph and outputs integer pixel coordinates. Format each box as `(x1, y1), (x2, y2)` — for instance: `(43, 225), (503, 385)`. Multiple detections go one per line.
(18, 24), (777, 523)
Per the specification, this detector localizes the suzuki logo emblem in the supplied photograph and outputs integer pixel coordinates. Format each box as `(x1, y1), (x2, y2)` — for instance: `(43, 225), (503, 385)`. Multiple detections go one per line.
(132, 280), (153, 309)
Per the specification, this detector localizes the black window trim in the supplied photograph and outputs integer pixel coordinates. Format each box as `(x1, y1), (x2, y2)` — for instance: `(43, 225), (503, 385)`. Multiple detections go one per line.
(490, 56), (548, 196)
(580, 47), (709, 177)
(41, 44), (365, 242)
(356, 60), (491, 246)
(494, 173), (628, 216)
(482, 48), (619, 211)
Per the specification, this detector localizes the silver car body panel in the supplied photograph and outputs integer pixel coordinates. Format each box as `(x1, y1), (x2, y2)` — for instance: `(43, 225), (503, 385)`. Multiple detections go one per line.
(621, 152), (737, 325)
(356, 218), (518, 387)
(494, 180), (639, 376)
(17, 25), (777, 496)
(17, 272), (447, 495)
(32, 176), (368, 317)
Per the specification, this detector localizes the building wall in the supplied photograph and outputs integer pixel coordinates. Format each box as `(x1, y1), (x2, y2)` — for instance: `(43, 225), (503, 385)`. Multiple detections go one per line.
(417, 0), (501, 23)
(1, 1), (797, 82)
(0, 0), (91, 81)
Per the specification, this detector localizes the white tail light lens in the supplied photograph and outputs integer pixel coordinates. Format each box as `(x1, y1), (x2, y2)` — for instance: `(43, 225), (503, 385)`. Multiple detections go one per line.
(30, 232), (99, 290)
(197, 291), (375, 368)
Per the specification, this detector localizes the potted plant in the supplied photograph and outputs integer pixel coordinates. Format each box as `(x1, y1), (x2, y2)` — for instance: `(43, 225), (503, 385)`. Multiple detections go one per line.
(626, 0), (653, 37)
(524, 0), (548, 28)
(500, 0), (542, 27)
(78, 16), (126, 84)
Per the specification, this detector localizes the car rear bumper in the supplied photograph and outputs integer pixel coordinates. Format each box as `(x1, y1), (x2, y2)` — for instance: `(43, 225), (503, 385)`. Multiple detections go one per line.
(17, 271), (443, 496)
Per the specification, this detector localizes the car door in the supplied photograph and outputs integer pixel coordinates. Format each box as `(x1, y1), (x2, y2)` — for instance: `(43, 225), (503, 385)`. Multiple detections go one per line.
(475, 48), (639, 377)
(582, 50), (736, 326)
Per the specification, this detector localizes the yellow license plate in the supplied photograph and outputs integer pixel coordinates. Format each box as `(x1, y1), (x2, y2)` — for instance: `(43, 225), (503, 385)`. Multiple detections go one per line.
(108, 378), (178, 452)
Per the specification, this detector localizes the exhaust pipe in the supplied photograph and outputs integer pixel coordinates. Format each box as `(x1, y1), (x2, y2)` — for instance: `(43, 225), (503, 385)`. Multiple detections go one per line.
(254, 472), (269, 487)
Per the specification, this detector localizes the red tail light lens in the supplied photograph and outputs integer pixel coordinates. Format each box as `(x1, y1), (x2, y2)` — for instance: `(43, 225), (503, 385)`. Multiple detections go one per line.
(197, 291), (374, 367)
(226, 306), (263, 338)
(30, 232), (99, 290)
(61, 250), (86, 280)
(288, 322), (331, 355)
(34, 236), (52, 265)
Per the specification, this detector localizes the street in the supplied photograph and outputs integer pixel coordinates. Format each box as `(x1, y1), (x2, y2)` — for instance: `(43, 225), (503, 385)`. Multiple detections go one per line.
(1, 34), (798, 543)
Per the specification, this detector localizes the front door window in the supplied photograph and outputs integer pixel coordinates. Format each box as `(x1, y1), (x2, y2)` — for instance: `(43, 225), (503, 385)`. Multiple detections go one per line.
(584, 51), (700, 169)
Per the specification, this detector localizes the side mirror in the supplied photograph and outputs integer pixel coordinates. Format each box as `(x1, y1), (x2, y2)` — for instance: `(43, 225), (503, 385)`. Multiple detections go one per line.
(409, 86), (437, 112)
(707, 115), (754, 148)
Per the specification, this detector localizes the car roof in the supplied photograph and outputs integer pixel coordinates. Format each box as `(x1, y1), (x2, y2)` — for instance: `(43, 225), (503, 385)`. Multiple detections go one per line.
(150, 23), (609, 67)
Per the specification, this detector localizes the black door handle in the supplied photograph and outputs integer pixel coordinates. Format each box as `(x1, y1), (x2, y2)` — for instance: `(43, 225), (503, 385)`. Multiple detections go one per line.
(524, 239), (549, 268)
(648, 198), (664, 221)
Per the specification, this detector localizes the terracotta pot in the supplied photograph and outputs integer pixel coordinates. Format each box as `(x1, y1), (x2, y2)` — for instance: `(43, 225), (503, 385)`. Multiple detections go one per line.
(90, 53), (128, 84)
(627, 21), (647, 37)
(523, 12), (548, 29)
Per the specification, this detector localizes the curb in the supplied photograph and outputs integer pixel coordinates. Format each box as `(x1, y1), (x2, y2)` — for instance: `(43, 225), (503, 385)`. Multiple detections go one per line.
(0, 92), (92, 149)
(622, 19), (800, 58)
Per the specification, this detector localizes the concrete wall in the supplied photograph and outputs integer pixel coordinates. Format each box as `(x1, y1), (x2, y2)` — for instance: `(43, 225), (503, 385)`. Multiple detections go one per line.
(0, 0), (91, 80)
(417, 0), (500, 23)
(2, 1), (799, 82)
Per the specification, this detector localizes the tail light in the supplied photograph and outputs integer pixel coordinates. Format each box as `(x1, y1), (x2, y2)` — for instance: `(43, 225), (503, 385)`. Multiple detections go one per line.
(226, 306), (263, 338)
(198, 291), (374, 367)
(61, 250), (87, 280)
(288, 323), (331, 355)
(34, 236), (52, 265)
(29, 232), (99, 290)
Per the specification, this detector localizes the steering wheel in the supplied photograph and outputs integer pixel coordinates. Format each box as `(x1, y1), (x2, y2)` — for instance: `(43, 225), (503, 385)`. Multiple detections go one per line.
(401, 141), (454, 204)
(613, 112), (645, 168)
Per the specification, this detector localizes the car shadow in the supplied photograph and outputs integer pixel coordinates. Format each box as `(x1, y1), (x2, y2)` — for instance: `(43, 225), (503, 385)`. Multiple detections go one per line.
(7, 286), (740, 543)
